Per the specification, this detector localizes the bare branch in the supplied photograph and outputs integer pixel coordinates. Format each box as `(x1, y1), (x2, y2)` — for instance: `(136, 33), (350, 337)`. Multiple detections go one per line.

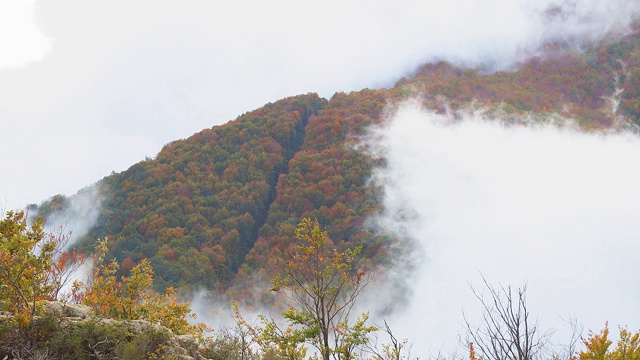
(461, 274), (554, 360)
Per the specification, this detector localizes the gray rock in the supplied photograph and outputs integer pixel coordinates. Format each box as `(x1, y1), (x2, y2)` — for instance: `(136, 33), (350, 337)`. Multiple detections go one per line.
(39, 300), (94, 319)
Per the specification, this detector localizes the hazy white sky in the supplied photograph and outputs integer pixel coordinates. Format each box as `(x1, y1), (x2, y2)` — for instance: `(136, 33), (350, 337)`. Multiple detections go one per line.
(1, 0), (639, 210)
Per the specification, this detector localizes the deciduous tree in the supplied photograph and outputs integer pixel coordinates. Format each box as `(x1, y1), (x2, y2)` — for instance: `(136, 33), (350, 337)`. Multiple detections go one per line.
(0, 211), (59, 329)
(271, 218), (375, 360)
(579, 323), (640, 360)
(81, 238), (208, 336)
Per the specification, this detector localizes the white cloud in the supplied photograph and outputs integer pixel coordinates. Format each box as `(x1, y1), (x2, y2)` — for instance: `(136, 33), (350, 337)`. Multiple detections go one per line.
(0, 0), (52, 69)
(369, 100), (640, 356)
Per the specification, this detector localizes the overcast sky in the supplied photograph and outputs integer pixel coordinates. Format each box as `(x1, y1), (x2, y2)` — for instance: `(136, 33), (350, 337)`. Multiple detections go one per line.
(1, 0), (639, 210)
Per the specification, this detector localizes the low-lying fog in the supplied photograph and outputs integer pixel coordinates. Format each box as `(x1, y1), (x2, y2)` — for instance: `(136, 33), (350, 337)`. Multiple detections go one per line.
(370, 100), (640, 356)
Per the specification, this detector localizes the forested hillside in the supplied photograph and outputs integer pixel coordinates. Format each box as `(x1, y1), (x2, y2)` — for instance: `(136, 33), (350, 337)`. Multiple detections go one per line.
(37, 23), (640, 294)
(403, 24), (640, 127)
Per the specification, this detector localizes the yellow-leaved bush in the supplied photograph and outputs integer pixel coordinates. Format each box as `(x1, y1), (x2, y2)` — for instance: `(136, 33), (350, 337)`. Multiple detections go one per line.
(80, 238), (209, 337)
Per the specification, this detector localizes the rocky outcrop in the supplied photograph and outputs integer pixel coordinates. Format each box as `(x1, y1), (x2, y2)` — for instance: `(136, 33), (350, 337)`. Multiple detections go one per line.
(1, 301), (206, 360)
(39, 300), (93, 319)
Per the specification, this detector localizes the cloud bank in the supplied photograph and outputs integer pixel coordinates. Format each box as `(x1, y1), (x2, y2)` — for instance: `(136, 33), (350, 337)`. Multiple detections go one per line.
(2, 0), (640, 210)
(369, 100), (640, 356)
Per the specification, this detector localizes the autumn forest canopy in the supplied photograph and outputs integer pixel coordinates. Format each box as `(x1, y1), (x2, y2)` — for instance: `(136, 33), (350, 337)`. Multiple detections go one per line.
(37, 23), (640, 295)
(3, 18), (640, 360)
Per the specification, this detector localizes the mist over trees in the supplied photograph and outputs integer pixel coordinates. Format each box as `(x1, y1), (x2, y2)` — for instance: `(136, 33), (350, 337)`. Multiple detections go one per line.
(35, 21), (640, 299)
(7, 15), (640, 360)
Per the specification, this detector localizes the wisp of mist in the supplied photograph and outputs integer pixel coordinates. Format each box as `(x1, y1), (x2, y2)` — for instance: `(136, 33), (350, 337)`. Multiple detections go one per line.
(369, 100), (640, 355)
(42, 185), (103, 251)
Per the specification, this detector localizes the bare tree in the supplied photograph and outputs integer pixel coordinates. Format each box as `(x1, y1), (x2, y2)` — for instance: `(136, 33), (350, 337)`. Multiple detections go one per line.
(553, 316), (583, 360)
(366, 319), (414, 360)
(461, 275), (553, 360)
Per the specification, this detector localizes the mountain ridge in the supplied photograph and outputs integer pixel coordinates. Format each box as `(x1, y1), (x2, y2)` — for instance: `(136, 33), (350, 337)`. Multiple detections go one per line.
(36, 25), (640, 294)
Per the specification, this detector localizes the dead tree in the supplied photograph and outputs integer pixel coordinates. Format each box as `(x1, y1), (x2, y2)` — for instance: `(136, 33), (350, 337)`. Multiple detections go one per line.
(461, 275), (553, 360)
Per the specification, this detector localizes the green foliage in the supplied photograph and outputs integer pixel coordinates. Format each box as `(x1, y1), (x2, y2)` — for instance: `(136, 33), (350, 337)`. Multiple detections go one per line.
(232, 219), (380, 360)
(271, 218), (375, 360)
(65, 94), (327, 292)
(374, 320), (410, 360)
(259, 310), (311, 360)
(239, 89), (390, 298)
(81, 238), (208, 337)
(233, 300), (310, 360)
(34, 25), (640, 302)
(0, 315), (179, 360)
(47, 318), (131, 360)
(0, 211), (57, 328)
(334, 312), (378, 360)
(200, 330), (257, 360)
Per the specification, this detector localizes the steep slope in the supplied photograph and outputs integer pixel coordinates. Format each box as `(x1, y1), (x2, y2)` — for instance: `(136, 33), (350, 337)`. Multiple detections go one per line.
(234, 89), (392, 294)
(67, 94), (325, 290)
(37, 25), (640, 293)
